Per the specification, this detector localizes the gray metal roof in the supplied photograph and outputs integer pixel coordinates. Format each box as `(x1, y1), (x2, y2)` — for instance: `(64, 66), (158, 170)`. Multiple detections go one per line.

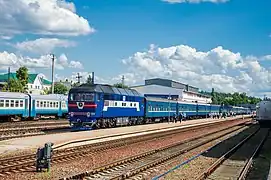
(0, 92), (29, 99)
(70, 84), (144, 97)
(131, 84), (183, 97)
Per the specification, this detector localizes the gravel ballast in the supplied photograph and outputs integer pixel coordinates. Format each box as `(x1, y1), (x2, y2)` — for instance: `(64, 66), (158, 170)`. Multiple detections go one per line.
(1, 119), (250, 180)
(157, 124), (258, 180)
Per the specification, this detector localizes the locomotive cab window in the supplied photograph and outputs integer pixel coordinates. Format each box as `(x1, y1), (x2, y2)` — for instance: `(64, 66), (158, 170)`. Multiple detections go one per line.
(69, 93), (95, 102)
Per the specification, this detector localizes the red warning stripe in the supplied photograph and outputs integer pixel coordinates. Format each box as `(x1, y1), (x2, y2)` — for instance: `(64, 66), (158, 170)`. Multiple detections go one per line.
(68, 103), (97, 108)
(84, 104), (97, 108)
(68, 104), (77, 107)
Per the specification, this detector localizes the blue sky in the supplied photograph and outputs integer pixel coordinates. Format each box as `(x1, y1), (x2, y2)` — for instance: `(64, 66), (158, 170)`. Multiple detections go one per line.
(0, 0), (270, 97)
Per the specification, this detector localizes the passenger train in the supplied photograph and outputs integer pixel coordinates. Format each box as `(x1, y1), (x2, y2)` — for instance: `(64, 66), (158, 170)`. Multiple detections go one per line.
(68, 84), (251, 129)
(255, 100), (271, 125)
(0, 92), (68, 122)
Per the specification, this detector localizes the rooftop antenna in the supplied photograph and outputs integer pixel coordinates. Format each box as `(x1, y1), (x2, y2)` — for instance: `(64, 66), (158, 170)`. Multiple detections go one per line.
(76, 73), (82, 84)
(7, 67), (10, 92)
(121, 75), (125, 88)
(91, 72), (94, 84)
(50, 54), (55, 94)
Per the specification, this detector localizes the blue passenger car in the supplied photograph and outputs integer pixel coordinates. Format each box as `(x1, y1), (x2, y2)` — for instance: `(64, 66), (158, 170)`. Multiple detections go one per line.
(29, 94), (68, 119)
(145, 97), (178, 122)
(0, 92), (30, 121)
(210, 104), (220, 114)
(178, 101), (197, 118)
(68, 84), (145, 128)
(197, 103), (210, 117)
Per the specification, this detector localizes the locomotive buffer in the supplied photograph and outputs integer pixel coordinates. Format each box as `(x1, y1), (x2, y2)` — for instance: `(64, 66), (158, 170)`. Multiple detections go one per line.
(36, 142), (54, 172)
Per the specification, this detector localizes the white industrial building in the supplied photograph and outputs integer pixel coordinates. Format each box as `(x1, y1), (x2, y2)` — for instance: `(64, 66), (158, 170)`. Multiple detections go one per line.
(131, 78), (212, 104)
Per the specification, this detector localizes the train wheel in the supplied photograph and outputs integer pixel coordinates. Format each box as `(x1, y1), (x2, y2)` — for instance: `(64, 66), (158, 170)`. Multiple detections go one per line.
(9, 116), (21, 122)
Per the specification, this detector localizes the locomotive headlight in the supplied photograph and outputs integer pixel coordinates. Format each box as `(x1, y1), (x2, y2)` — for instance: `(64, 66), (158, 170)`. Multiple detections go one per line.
(70, 112), (74, 117)
(87, 112), (90, 117)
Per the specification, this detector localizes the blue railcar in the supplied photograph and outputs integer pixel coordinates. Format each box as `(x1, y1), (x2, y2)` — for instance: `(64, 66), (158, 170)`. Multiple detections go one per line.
(0, 92), (68, 122)
(178, 101), (197, 117)
(145, 97), (178, 122)
(210, 104), (220, 114)
(29, 94), (68, 119)
(0, 92), (30, 121)
(197, 103), (210, 117)
(68, 84), (145, 128)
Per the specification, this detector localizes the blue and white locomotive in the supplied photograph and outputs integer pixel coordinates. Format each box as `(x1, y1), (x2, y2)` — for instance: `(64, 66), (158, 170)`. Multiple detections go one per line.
(0, 92), (68, 122)
(68, 84), (144, 128)
(68, 84), (251, 129)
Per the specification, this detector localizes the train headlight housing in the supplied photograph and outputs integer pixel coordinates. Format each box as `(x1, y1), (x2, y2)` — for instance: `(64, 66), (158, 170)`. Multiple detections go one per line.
(87, 112), (90, 117)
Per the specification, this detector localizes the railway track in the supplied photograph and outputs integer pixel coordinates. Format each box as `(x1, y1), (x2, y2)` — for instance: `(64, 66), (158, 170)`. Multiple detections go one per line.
(59, 122), (252, 180)
(0, 121), (70, 141)
(196, 127), (269, 180)
(0, 119), (250, 178)
(245, 129), (271, 180)
(0, 119), (68, 129)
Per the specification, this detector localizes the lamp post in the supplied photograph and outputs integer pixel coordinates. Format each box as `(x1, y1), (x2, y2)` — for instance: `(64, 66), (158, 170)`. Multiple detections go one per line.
(50, 54), (55, 94)
(168, 94), (171, 123)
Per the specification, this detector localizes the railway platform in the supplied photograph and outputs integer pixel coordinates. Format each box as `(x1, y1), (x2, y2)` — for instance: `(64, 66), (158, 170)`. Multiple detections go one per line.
(0, 115), (251, 158)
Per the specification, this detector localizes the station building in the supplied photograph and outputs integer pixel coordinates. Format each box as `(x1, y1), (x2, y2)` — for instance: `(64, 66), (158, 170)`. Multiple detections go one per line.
(131, 78), (212, 104)
(0, 72), (52, 94)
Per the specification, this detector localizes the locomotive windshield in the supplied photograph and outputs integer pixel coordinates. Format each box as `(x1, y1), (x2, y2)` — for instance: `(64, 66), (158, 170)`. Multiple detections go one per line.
(69, 93), (95, 102)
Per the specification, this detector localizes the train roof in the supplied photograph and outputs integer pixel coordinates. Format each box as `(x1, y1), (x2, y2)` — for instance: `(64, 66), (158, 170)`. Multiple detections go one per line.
(0, 92), (29, 98)
(30, 94), (68, 100)
(69, 84), (144, 97)
(145, 96), (178, 103)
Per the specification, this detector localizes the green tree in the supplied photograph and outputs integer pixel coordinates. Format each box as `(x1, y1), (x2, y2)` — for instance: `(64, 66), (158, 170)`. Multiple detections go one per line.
(201, 90), (261, 105)
(113, 83), (129, 88)
(2, 79), (23, 92)
(50, 83), (68, 94)
(16, 66), (28, 92)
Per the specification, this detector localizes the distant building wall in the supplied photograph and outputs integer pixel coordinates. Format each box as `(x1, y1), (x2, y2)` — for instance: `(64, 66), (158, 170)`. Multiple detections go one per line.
(131, 84), (212, 104)
(145, 79), (172, 87)
(144, 78), (198, 93)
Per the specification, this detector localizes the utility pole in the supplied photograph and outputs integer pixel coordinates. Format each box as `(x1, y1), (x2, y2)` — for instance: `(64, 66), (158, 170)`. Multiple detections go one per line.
(50, 54), (55, 94)
(7, 67), (10, 92)
(168, 93), (171, 123)
(121, 75), (125, 88)
(76, 73), (82, 84)
(91, 72), (94, 84)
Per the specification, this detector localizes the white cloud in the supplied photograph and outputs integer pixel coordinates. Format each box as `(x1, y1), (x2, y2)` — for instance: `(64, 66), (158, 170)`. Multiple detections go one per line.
(0, 35), (13, 40)
(0, 0), (94, 36)
(162, 0), (229, 3)
(120, 44), (271, 97)
(15, 38), (76, 54)
(0, 51), (84, 70)
(69, 61), (83, 69)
